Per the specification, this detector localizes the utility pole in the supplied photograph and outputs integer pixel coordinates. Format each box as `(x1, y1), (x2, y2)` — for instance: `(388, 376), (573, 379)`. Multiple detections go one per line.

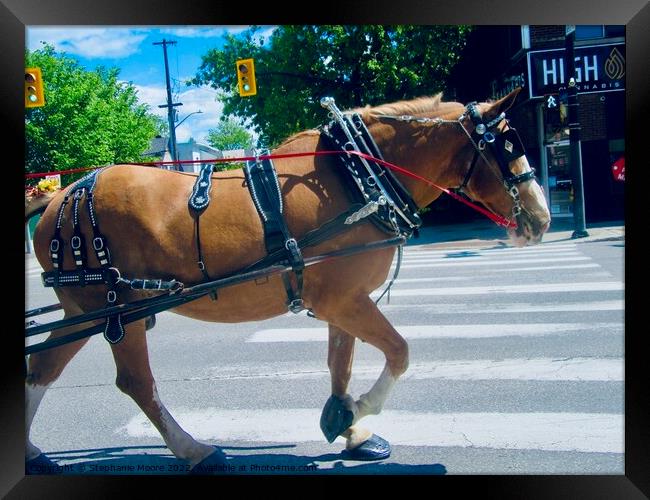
(154, 39), (183, 170)
(564, 26), (589, 238)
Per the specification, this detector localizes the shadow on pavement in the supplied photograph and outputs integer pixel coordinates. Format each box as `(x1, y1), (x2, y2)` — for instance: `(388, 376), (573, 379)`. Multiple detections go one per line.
(29, 444), (448, 476)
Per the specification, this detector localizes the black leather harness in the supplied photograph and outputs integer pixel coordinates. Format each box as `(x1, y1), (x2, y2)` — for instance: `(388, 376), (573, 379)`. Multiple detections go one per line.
(41, 98), (420, 343)
(43, 169), (126, 343)
(243, 155), (305, 313)
(319, 98), (422, 238)
(42, 168), (182, 343)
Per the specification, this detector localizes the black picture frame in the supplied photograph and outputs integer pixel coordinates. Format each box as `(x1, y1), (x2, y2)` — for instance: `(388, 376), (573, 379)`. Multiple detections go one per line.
(4, 0), (646, 497)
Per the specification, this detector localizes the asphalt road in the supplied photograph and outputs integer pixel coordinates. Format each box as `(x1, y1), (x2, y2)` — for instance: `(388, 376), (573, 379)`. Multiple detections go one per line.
(25, 236), (625, 475)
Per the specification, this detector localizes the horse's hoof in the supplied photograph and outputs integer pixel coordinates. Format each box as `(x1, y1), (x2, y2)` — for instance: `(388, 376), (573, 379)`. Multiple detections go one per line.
(320, 395), (354, 443)
(25, 453), (63, 474)
(342, 434), (391, 461)
(188, 447), (229, 475)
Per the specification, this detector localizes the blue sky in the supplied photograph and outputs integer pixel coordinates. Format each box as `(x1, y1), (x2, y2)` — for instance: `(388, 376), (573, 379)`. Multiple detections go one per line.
(27, 26), (276, 144)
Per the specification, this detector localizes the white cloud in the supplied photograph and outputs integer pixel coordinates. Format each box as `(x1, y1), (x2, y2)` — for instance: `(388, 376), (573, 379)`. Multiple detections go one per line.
(132, 82), (224, 143)
(252, 26), (277, 46)
(27, 27), (148, 59)
(158, 26), (248, 38)
(131, 84), (168, 118)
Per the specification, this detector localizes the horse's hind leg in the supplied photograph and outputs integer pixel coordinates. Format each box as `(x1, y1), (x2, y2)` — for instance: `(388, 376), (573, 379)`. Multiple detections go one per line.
(110, 318), (218, 469)
(26, 304), (93, 462)
(319, 295), (409, 457)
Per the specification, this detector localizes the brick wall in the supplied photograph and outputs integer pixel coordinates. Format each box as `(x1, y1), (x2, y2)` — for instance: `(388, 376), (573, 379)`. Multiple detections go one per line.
(530, 26), (566, 49)
(578, 93), (607, 141)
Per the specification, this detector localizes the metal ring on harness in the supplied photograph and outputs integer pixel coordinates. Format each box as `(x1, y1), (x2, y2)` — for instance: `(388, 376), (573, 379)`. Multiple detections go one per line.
(285, 238), (298, 251)
(108, 267), (130, 287)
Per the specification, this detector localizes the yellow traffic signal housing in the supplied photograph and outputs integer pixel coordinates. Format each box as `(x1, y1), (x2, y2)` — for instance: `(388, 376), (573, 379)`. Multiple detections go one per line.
(25, 67), (45, 108)
(236, 58), (257, 97)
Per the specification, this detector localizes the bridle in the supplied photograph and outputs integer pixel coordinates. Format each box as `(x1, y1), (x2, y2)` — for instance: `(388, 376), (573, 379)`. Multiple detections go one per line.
(377, 101), (537, 220)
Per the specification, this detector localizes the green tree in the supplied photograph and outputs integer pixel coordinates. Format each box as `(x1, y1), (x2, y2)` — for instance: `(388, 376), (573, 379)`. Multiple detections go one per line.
(191, 25), (472, 147)
(25, 44), (163, 183)
(206, 116), (255, 151)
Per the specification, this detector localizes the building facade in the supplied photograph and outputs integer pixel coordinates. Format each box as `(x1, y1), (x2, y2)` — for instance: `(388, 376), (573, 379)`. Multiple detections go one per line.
(447, 25), (625, 223)
(143, 136), (224, 172)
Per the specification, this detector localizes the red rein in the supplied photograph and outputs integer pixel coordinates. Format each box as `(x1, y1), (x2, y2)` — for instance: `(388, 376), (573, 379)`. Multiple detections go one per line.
(25, 150), (517, 229)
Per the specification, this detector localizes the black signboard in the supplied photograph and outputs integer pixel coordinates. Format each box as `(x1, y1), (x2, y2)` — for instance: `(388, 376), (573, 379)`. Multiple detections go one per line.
(527, 43), (625, 99)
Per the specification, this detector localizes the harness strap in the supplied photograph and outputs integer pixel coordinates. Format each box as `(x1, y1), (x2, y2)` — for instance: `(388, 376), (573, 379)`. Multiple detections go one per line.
(350, 113), (420, 220)
(374, 244), (403, 305)
(195, 216), (217, 300)
(245, 156), (306, 313)
(71, 190), (88, 285)
(188, 163), (220, 300)
(86, 190), (111, 269)
(459, 150), (481, 191)
(49, 193), (70, 282)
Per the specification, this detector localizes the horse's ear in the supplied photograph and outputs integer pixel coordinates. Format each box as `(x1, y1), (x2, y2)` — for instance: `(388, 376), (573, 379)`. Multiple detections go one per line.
(484, 87), (522, 120)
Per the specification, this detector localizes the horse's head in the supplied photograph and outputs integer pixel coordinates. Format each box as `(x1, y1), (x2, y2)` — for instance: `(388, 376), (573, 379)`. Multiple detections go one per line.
(365, 88), (550, 246)
(447, 88), (551, 246)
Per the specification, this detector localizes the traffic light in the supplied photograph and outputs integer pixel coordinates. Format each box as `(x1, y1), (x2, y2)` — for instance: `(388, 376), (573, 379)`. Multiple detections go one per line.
(544, 93), (561, 126)
(236, 58), (257, 97)
(25, 67), (45, 108)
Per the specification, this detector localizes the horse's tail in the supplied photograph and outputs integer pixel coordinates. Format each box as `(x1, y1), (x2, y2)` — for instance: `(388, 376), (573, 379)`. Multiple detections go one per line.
(25, 190), (57, 223)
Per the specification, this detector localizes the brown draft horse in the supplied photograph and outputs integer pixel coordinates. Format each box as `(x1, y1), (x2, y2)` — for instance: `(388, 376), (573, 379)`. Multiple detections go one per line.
(26, 88), (550, 471)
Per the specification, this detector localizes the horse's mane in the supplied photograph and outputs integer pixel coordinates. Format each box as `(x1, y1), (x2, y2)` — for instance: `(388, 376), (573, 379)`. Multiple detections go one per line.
(279, 93), (460, 147)
(354, 93), (450, 119)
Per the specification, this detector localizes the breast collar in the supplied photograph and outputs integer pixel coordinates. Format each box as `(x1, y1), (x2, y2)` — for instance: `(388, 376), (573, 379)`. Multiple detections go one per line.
(318, 97), (422, 238)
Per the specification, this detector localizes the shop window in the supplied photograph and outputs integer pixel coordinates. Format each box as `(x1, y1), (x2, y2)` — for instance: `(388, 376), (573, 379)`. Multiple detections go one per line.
(546, 142), (574, 217)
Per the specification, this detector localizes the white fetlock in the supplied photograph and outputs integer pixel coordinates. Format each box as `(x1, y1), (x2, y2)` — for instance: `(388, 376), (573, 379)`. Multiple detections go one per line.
(344, 426), (373, 450)
(353, 365), (396, 420)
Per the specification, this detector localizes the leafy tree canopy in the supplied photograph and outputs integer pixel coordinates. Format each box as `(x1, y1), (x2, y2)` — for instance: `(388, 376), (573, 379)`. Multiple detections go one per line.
(206, 116), (255, 151)
(191, 25), (471, 147)
(25, 44), (164, 182)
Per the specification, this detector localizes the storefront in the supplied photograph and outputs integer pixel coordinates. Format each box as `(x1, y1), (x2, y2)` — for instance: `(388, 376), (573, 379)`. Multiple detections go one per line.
(527, 42), (625, 221)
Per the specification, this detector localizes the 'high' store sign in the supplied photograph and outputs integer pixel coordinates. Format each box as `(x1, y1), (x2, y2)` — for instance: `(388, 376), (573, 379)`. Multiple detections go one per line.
(527, 43), (625, 99)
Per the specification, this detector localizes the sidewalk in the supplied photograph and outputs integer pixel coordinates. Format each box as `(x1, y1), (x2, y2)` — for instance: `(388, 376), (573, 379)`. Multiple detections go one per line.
(409, 218), (625, 250)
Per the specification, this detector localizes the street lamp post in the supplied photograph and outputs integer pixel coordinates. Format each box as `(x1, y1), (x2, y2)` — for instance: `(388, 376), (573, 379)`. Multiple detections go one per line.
(172, 110), (203, 172)
(565, 25), (589, 238)
(175, 110), (203, 130)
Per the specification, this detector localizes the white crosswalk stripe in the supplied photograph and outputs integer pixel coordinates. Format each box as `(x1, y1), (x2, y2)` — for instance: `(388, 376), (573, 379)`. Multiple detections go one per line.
(248, 323), (622, 343)
(120, 409), (623, 454)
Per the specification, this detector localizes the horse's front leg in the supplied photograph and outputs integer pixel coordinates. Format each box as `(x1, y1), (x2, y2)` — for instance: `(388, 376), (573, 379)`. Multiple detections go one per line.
(321, 324), (373, 450)
(319, 297), (409, 460)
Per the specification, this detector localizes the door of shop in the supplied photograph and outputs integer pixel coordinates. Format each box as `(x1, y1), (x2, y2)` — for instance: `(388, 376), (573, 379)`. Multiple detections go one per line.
(546, 141), (574, 218)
